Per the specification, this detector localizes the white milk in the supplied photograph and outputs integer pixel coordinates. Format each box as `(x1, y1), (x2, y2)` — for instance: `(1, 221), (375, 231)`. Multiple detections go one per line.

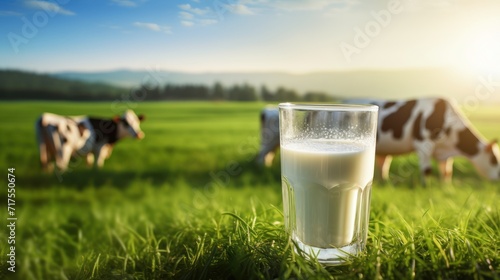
(281, 140), (375, 248)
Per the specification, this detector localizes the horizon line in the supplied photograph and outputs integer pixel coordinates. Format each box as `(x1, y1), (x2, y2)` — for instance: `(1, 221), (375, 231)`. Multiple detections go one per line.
(1, 66), (459, 75)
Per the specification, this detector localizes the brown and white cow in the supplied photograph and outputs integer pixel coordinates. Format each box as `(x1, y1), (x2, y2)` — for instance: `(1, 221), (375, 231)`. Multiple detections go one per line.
(36, 109), (145, 172)
(257, 98), (500, 182)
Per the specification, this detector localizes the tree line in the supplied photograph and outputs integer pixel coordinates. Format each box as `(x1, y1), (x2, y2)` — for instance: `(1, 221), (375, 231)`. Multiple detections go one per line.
(137, 82), (336, 102)
(0, 70), (337, 102)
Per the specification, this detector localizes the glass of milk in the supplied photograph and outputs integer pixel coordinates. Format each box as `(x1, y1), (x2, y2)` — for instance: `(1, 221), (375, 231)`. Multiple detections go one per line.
(279, 103), (378, 265)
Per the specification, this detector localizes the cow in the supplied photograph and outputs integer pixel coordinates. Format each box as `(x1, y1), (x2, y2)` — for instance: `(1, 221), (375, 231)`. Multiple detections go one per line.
(36, 109), (145, 172)
(257, 98), (500, 183)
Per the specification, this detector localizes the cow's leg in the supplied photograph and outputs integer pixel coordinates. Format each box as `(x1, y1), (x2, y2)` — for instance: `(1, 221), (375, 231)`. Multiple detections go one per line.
(264, 143), (280, 167)
(39, 142), (48, 170)
(375, 155), (392, 181)
(37, 133), (50, 172)
(86, 153), (95, 167)
(105, 145), (114, 159)
(57, 144), (73, 172)
(43, 130), (56, 173)
(56, 143), (73, 171)
(256, 147), (269, 166)
(48, 126), (66, 171)
(414, 141), (435, 186)
(43, 141), (54, 173)
(256, 140), (279, 167)
(438, 157), (453, 183)
(264, 151), (275, 167)
(256, 150), (268, 166)
(36, 118), (48, 172)
(39, 142), (54, 173)
(94, 144), (111, 168)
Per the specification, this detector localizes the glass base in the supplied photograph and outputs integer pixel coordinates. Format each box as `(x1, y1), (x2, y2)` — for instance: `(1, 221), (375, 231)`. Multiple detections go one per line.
(294, 235), (362, 265)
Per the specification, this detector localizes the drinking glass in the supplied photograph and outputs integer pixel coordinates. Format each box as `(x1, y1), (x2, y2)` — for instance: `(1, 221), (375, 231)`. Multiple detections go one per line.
(279, 103), (378, 264)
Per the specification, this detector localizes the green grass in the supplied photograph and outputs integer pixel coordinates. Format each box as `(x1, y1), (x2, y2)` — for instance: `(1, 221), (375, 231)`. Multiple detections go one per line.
(0, 101), (499, 279)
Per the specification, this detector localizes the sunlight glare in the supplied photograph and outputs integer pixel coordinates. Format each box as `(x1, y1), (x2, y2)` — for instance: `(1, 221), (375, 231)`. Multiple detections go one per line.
(463, 29), (500, 75)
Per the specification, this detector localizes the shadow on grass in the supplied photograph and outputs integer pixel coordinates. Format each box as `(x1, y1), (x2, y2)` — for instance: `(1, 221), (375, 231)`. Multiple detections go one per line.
(21, 153), (488, 192)
(22, 156), (282, 191)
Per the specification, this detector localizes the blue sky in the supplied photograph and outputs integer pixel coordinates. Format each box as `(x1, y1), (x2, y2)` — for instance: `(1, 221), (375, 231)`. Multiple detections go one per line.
(2, 0), (500, 74)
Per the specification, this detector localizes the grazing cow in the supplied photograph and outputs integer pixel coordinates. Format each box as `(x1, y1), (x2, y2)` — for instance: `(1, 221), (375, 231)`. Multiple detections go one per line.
(257, 98), (500, 182)
(36, 110), (145, 172)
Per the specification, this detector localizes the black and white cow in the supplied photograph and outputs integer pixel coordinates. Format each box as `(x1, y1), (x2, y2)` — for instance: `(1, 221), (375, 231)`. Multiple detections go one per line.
(36, 109), (145, 172)
(257, 98), (500, 182)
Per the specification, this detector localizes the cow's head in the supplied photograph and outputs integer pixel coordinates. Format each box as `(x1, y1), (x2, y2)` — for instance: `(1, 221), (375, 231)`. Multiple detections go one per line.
(474, 139), (500, 180)
(114, 110), (145, 140)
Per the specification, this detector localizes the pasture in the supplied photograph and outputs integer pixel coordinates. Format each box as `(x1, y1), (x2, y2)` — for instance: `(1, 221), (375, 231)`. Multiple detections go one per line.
(0, 101), (499, 280)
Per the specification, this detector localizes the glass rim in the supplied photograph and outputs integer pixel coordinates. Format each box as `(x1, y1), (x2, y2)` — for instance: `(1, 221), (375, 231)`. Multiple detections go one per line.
(278, 102), (379, 112)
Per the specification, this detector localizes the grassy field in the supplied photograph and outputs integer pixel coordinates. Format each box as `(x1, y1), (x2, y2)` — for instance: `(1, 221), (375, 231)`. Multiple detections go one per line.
(0, 101), (499, 280)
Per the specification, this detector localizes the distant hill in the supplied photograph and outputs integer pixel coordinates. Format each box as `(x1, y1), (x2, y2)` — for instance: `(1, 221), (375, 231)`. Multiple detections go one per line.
(0, 69), (319, 102)
(2, 68), (497, 103)
(54, 68), (497, 102)
(0, 69), (128, 100)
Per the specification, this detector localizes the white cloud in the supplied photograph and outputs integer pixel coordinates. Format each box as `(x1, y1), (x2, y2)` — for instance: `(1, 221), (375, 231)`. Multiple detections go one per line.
(224, 4), (254, 15)
(178, 3), (221, 27)
(176, 0), (359, 27)
(179, 11), (194, 19)
(134, 22), (160, 31)
(199, 19), (218, 25)
(24, 0), (75, 15)
(268, 0), (354, 11)
(133, 22), (172, 34)
(178, 4), (210, 15)
(324, 0), (359, 14)
(179, 2), (254, 27)
(181, 21), (195, 27)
